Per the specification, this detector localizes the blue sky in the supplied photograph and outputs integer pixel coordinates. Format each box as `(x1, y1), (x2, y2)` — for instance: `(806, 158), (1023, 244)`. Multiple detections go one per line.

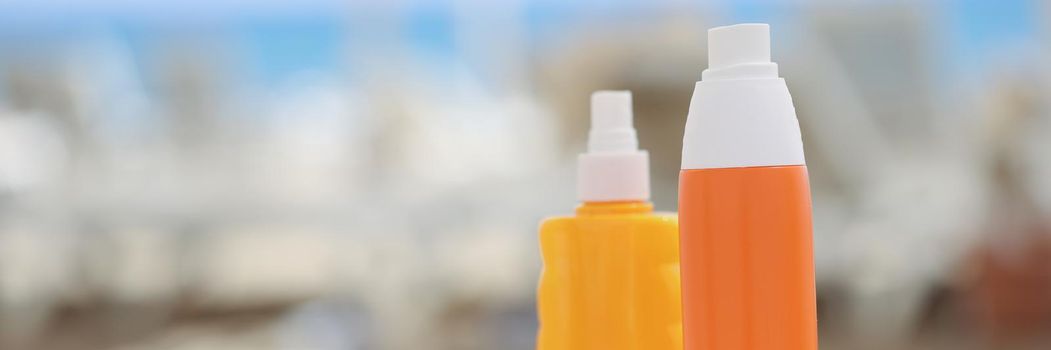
(0, 0), (1041, 85)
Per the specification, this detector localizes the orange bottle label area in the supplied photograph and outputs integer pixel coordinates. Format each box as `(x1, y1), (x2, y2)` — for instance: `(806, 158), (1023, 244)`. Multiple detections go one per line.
(537, 201), (682, 350)
(679, 165), (817, 350)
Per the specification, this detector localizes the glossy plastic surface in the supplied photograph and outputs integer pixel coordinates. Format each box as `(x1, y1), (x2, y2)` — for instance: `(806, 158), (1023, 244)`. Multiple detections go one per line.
(537, 201), (682, 350)
(679, 165), (817, 350)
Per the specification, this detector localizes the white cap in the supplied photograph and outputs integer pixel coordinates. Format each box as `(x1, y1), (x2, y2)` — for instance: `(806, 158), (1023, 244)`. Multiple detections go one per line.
(682, 23), (805, 170)
(702, 23), (779, 81)
(578, 91), (650, 202)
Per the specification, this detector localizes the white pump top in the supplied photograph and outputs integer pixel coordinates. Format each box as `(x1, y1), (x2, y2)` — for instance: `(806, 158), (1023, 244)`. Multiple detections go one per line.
(578, 91), (650, 202)
(682, 23), (806, 170)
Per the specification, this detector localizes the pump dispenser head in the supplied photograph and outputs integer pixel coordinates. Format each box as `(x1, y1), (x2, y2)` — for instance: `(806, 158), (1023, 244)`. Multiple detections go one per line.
(578, 91), (650, 202)
(588, 91), (638, 153)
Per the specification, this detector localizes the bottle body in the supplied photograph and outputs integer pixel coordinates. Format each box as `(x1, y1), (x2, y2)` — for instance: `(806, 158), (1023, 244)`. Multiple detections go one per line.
(679, 165), (817, 350)
(537, 201), (682, 350)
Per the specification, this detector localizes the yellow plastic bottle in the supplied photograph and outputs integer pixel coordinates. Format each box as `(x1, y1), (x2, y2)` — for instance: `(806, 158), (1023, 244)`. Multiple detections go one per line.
(537, 91), (682, 350)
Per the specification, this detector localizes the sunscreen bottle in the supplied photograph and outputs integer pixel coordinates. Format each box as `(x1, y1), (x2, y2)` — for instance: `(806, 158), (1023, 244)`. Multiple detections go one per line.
(679, 24), (818, 350)
(537, 91), (682, 350)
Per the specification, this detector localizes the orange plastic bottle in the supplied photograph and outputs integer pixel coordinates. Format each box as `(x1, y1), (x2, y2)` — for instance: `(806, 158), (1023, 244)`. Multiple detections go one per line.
(537, 91), (682, 350)
(679, 24), (817, 350)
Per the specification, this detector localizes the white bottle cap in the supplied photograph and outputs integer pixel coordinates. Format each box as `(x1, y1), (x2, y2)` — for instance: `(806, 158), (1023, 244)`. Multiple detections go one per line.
(682, 23), (805, 170)
(708, 23), (770, 69)
(578, 91), (650, 202)
(702, 23), (780, 81)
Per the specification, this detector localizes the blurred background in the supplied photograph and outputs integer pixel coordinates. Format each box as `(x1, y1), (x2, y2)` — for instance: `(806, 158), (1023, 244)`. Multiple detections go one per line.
(1, 0), (1050, 349)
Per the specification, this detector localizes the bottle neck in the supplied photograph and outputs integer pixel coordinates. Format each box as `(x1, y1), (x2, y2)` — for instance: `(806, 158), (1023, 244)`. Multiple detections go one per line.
(576, 200), (653, 216)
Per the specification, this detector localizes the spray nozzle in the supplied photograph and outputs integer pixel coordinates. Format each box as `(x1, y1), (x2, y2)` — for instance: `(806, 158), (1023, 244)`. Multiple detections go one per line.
(577, 90), (649, 202)
(703, 23), (778, 80)
(588, 91), (639, 153)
